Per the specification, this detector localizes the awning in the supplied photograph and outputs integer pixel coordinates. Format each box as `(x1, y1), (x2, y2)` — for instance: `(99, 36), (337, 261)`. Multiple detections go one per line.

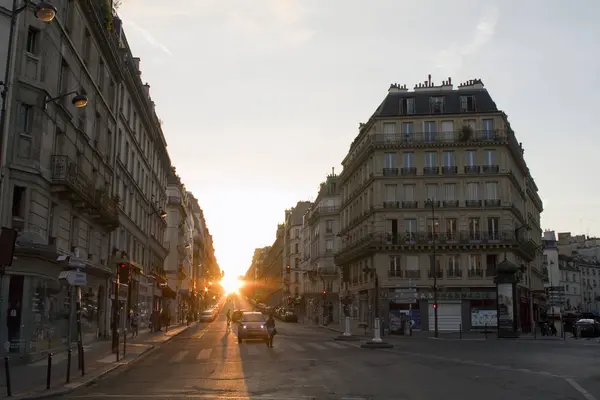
(163, 286), (177, 299)
(149, 271), (167, 285)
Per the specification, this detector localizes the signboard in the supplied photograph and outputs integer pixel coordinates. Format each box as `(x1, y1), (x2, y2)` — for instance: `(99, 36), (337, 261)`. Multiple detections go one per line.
(58, 270), (87, 286)
(546, 286), (565, 306)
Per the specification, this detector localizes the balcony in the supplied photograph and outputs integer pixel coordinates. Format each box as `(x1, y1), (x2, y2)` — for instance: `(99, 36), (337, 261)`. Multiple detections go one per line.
(464, 165), (480, 174)
(465, 200), (482, 208)
(90, 188), (119, 230)
(482, 165), (500, 174)
(308, 205), (340, 223)
(402, 201), (418, 209)
(442, 200), (459, 208)
(51, 155), (94, 206)
(484, 199), (501, 207)
(372, 129), (506, 147)
(383, 201), (400, 209)
(400, 167), (417, 176)
(442, 166), (458, 175)
(387, 269), (421, 279)
(423, 166), (439, 176)
(382, 168), (398, 177)
(318, 266), (338, 276)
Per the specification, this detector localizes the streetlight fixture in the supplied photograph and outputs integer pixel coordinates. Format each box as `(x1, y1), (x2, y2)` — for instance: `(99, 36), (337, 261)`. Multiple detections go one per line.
(425, 199), (439, 338)
(360, 265), (393, 349)
(0, 0), (57, 172)
(44, 91), (89, 109)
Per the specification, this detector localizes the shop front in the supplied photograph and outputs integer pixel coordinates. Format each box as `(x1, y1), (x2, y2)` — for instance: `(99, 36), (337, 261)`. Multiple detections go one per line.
(0, 244), (111, 360)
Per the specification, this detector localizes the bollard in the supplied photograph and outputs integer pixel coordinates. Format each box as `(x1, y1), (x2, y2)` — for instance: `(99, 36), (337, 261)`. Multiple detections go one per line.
(46, 353), (53, 390)
(66, 349), (72, 383)
(485, 323), (488, 339)
(123, 327), (127, 357)
(80, 346), (85, 376)
(459, 324), (462, 340)
(4, 356), (12, 397)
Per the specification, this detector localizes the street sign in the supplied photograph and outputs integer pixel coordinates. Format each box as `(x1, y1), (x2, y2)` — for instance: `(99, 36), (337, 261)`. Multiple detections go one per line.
(68, 257), (86, 269)
(58, 270), (87, 286)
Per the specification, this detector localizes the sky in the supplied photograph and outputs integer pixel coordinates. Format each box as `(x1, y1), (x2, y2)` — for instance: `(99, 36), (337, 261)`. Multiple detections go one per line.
(116, 0), (600, 278)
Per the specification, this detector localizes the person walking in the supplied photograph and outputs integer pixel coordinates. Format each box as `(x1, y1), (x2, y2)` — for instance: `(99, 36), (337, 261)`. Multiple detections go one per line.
(265, 313), (276, 347)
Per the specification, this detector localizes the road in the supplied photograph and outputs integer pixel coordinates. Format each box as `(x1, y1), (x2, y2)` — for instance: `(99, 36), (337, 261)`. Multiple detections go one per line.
(49, 298), (599, 399)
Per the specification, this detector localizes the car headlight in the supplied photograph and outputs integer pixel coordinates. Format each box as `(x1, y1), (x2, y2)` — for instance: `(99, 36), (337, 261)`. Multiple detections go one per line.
(260, 325), (264, 329)
(243, 325), (247, 329)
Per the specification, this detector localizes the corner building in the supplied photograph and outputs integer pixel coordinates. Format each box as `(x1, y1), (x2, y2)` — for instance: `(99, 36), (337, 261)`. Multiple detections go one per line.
(335, 76), (544, 333)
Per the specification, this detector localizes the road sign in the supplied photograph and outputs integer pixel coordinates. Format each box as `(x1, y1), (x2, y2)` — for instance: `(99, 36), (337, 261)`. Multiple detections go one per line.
(58, 270), (87, 286)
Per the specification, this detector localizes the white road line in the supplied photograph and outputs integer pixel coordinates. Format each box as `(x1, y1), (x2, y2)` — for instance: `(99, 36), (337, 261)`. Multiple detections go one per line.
(170, 350), (188, 363)
(324, 342), (346, 349)
(97, 354), (118, 364)
(306, 343), (327, 350)
(197, 348), (213, 360)
(566, 378), (598, 400)
(289, 343), (305, 351)
(246, 346), (261, 356)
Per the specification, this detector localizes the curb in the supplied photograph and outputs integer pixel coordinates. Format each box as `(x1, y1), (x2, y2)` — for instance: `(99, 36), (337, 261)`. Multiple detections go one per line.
(17, 324), (196, 400)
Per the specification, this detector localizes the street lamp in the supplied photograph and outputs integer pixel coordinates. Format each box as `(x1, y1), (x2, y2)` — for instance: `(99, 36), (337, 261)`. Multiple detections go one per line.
(425, 199), (439, 338)
(0, 0), (57, 169)
(360, 265), (393, 349)
(44, 91), (89, 109)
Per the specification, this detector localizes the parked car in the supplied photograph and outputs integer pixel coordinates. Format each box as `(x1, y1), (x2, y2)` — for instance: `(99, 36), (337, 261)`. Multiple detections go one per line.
(199, 310), (215, 322)
(237, 311), (269, 343)
(574, 319), (600, 338)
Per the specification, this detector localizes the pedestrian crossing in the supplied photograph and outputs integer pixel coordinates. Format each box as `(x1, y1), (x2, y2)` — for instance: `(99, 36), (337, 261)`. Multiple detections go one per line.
(165, 341), (358, 363)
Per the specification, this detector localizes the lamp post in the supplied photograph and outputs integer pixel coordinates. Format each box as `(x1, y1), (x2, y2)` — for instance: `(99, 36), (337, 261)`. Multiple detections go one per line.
(0, 0), (57, 170)
(425, 199), (439, 338)
(360, 265), (393, 349)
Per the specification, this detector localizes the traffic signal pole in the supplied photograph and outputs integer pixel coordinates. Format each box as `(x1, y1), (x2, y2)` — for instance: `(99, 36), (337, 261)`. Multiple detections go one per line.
(111, 273), (119, 353)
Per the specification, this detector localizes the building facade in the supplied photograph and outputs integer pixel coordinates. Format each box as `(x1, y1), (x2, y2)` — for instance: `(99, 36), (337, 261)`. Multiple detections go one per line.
(0, 0), (125, 358)
(301, 171), (342, 324)
(0, 0), (219, 358)
(245, 226), (284, 306)
(282, 201), (312, 300)
(334, 76), (544, 333)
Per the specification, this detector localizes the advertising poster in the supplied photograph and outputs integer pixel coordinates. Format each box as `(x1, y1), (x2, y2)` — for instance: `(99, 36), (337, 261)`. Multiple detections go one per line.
(497, 283), (514, 331)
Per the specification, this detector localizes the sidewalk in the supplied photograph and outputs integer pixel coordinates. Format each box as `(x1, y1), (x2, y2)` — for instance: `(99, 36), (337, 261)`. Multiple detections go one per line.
(0, 323), (193, 399)
(311, 320), (594, 344)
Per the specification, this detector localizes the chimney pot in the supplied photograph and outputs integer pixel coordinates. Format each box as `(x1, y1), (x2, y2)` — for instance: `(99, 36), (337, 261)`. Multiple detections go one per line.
(448, 77), (452, 85)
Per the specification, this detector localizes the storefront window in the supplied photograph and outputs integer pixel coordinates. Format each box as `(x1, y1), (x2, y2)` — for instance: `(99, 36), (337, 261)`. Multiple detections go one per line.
(29, 277), (71, 354)
(81, 285), (103, 337)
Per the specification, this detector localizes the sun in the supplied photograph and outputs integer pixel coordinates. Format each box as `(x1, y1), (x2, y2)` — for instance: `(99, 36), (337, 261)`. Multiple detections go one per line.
(220, 276), (243, 295)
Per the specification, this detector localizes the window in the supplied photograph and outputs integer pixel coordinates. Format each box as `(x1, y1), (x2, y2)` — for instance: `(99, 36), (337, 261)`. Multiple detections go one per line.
(402, 152), (413, 168)
(442, 151), (455, 167)
(94, 113), (101, 141)
(465, 150), (477, 166)
(83, 29), (91, 63)
(427, 218), (439, 236)
(389, 256), (401, 277)
(401, 98), (415, 115)
(384, 152), (397, 168)
(429, 255), (441, 278)
(447, 255), (461, 277)
(485, 182), (498, 200)
(404, 219), (417, 236)
(294, 243), (299, 253)
(405, 255), (420, 278)
(26, 28), (38, 54)
(403, 184), (415, 201)
(401, 122), (414, 136)
(466, 182), (479, 200)
(11, 186), (26, 219)
(460, 95), (475, 112)
(325, 239), (333, 252)
(468, 218), (480, 238)
(482, 119), (494, 133)
(424, 152), (437, 167)
(383, 123), (395, 138)
(426, 184), (438, 201)
(488, 218), (499, 239)
(446, 218), (457, 238)
(430, 97), (445, 113)
(17, 104), (31, 132)
(484, 150), (496, 166)
(385, 184), (397, 201)
(326, 220), (333, 233)
(98, 60), (105, 90)
(441, 121), (453, 141)
(463, 119), (476, 129)
(468, 255), (482, 277)
(444, 183), (456, 200)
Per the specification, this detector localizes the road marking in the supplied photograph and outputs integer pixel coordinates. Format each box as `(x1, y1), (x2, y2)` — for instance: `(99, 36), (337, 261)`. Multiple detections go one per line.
(566, 378), (598, 400)
(197, 348), (213, 360)
(325, 342), (346, 349)
(97, 354), (118, 364)
(306, 343), (327, 350)
(170, 350), (188, 363)
(246, 346), (261, 356)
(289, 343), (305, 351)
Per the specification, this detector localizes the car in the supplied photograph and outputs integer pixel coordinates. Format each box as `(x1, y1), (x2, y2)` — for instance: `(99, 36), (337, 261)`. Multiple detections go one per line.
(232, 310), (244, 323)
(199, 310), (215, 322)
(237, 311), (269, 343)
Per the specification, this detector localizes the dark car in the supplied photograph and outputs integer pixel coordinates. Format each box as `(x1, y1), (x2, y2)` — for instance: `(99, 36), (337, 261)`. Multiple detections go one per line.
(237, 312), (268, 343)
(574, 319), (600, 338)
(232, 310), (243, 323)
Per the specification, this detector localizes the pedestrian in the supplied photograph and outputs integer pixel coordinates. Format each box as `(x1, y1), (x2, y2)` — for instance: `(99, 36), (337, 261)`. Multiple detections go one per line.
(265, 313), (277, 347)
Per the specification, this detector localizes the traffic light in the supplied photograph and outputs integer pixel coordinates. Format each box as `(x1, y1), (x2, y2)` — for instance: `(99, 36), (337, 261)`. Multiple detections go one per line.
(432, 303), (437, 309)
(117, 263), (130, 284)
(323, 290), (327, 295)
(287, 295), (292, 305)
(285, 265), (291, 273)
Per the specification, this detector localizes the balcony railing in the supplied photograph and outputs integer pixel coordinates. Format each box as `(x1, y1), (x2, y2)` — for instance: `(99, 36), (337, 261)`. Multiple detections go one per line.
(51, 155), (94, 204)
(372, 129), (505, 147)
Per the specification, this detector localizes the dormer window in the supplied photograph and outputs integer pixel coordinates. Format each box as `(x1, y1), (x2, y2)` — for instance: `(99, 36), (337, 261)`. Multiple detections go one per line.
(401, 98), (415, 115)
(460, 95), (476, 112)
(430, 97), (444, 113)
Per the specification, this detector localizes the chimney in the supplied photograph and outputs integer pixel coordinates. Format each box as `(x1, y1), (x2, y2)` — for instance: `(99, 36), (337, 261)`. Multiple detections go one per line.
(428, 74), (431, 86)
(132, 57), (141, 74)
(332, 167), (335, 175)
(143, 83), (150, 97)
(448, 77), (452, 85)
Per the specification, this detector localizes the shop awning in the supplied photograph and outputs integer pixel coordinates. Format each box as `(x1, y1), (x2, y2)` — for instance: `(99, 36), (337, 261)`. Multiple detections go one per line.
(163, 286), (177, 299)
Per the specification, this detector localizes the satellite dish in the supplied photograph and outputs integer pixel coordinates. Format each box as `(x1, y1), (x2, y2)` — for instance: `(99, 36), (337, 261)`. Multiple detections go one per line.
(16, 231), (46, 246)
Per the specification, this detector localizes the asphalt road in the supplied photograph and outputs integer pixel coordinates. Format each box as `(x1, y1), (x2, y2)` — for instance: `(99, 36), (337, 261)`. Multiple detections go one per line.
(49, 298), (599, 399)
